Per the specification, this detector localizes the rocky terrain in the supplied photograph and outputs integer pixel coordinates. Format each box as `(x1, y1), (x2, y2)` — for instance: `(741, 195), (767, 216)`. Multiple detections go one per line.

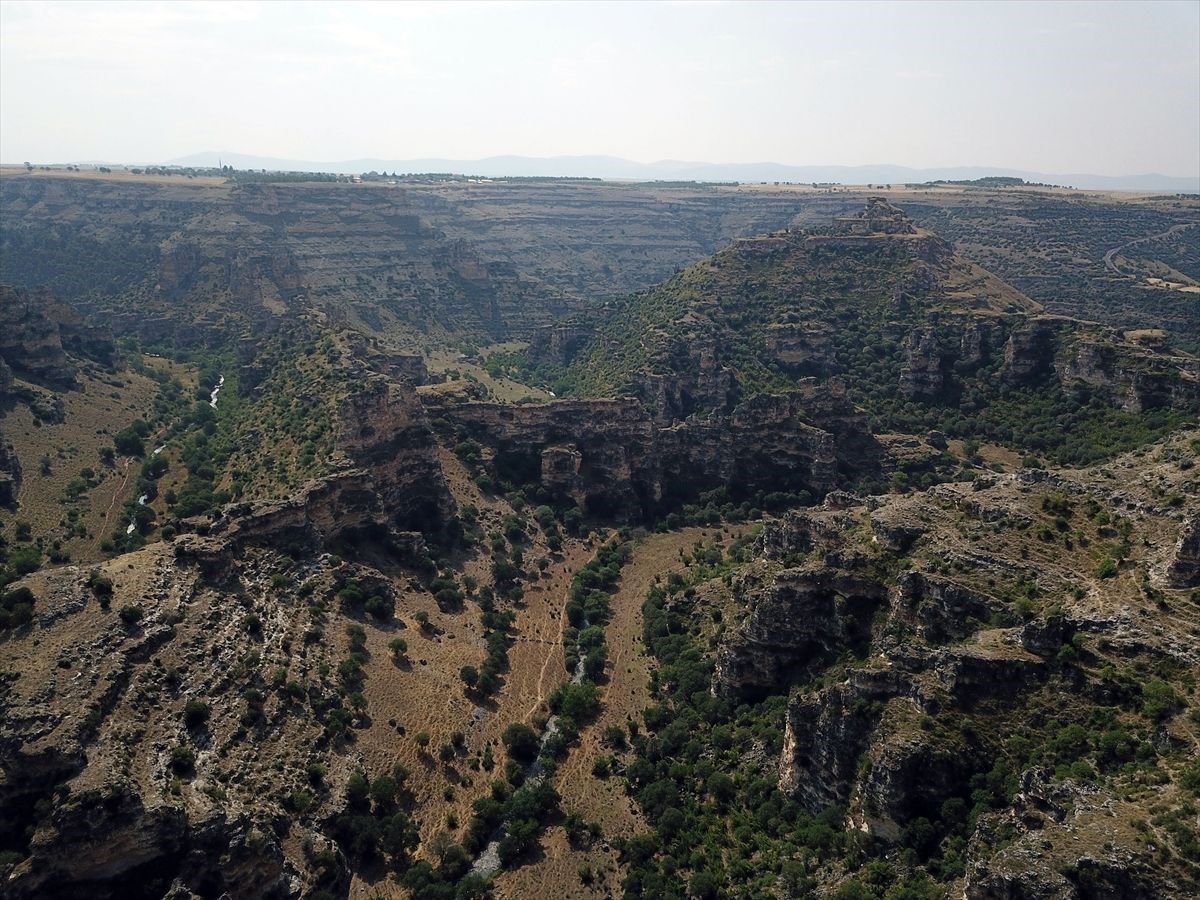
(636, 432), (1200, 898)
(1, 176), (1198, 899)
(4, 173), (1196, 350)
(902, 191), (1199, 354)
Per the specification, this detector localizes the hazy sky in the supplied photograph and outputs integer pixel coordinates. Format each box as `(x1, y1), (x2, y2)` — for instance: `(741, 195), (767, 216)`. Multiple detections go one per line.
(2, 0), (1198, 175)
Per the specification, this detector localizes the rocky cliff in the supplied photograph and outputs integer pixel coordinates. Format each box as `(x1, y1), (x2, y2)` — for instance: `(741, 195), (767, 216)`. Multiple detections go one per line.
(713, 566), (888, 697)
(690, 434), (1200, 900)
(0, 285), (117, 385)
(430, 377), (879, 518)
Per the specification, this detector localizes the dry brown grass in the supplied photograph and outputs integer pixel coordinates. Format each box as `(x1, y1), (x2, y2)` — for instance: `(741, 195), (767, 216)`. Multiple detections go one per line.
(0, 366), (163, 562)
(491, 527), (746, 898)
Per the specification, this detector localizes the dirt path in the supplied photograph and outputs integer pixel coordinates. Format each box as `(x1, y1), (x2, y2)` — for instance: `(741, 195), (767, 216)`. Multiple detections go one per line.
(550, 527), (718, 819)
(524, 530), (616, 722)
(494, 526), (739, 900)
(93, 458), (132, 549)
(1103, 221), (1197, 278)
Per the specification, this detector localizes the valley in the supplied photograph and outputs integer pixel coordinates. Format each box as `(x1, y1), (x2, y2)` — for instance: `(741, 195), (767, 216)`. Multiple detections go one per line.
(0, 170), (1197, 900)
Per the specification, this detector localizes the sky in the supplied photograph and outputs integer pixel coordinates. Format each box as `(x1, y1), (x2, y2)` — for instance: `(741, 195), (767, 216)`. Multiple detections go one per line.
(1, 0), (1198, 176)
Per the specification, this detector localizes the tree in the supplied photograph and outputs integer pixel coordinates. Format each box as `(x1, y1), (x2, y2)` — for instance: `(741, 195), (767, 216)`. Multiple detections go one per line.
(501, 723), (539, 762)
(460, 665), (479, 690)
(497, 817), (540, 866)
(346, 770), (370, 807)
(370, 775), (398, 809)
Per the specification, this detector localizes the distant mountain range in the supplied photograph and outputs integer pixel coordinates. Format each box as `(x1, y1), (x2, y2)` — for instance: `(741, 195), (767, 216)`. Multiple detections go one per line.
(152, 152), (1198, 192)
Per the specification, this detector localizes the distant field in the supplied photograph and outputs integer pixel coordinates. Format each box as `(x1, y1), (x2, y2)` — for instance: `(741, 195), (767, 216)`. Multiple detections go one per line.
(0, 166), (228, 186)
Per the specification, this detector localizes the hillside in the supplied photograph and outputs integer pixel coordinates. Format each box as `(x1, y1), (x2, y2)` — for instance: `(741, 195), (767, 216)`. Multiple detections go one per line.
(526, 200), (1198, 467)
(3, 171), (1196, 352)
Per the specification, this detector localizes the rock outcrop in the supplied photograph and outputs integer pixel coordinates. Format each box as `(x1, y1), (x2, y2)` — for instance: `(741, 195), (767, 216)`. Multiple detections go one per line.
(1164, 516), (1200, 588)
(764, 323), (838, 376)
(1059, 337), (1200, 413)
(898, 327), (947, 399)
(896, 572), (1004, 643)
(963, 769), (1180, 900)
(7, 780), (316, 900)
(334, 376), (455, 531)
(527, 321), (594, 367)
(0, 285), (118, 389)
(778, 669), (908, 811)
(714, 567), (888, 697)
(0, 431), (20, 507)
(432, 378), (879, 518)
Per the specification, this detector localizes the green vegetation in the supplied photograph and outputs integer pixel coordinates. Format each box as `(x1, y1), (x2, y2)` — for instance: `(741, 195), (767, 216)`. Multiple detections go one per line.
(331, 765), (419, 869)
(0, 585), (35, 630)
(506, 224), (1193, 467)
(0, 223), (158, 303)
(612, 522), (1192, 897)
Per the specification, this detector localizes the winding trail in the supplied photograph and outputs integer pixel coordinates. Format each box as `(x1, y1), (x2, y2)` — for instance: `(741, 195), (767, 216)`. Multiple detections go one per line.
(524, 533), (613, 723)
(1103, 222), (1198, 278)
(93, 459), (132, 549)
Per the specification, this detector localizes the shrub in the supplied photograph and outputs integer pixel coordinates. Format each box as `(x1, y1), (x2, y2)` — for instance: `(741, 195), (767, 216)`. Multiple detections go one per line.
(169, 746), (196, 775)
(346, 770), (370, 807)
(1181, 759), (1200, 796)
(87, 570), (114, 597)
(602, 724), (627, 749)
(364, 595), (391, 620)
(1142, 679), (1180, 721)
(183, 699), (210, 728)
(0, 586), (36, 630)
(118, 604), (144, 626)
(8, 547), (42, 575)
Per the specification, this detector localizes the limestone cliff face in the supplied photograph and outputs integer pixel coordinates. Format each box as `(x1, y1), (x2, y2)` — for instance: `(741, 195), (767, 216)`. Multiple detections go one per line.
(9, 780), (308, 900)
(765, 323), (838, 376)
(432, 378), (878, 518)
(887, 309), (1199, 418)
(963, 770), (1181, 900)
(713, 567), (889, 697)
(778, 669), (908, 811)
(854, 734), (973, 841)
(188, 375), (452, 552)
(0, 285), (118, 386)
(0, 287), (79, 384)
(1001, 317), (1068, 385)
(527, 321), (594, 367)
(335, 377), (455, 532)
(898, 327), (947, 400)
(1058, 338), (1200, 413)
(896, 572), (1004, 643)
(625, 332), (738, 424)
(994, 315), (1200, 413)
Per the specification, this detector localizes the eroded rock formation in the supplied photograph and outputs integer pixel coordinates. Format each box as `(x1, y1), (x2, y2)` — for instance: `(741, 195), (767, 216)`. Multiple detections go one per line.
(431, 378), (879, 518)
(0, 286), (116, 385)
